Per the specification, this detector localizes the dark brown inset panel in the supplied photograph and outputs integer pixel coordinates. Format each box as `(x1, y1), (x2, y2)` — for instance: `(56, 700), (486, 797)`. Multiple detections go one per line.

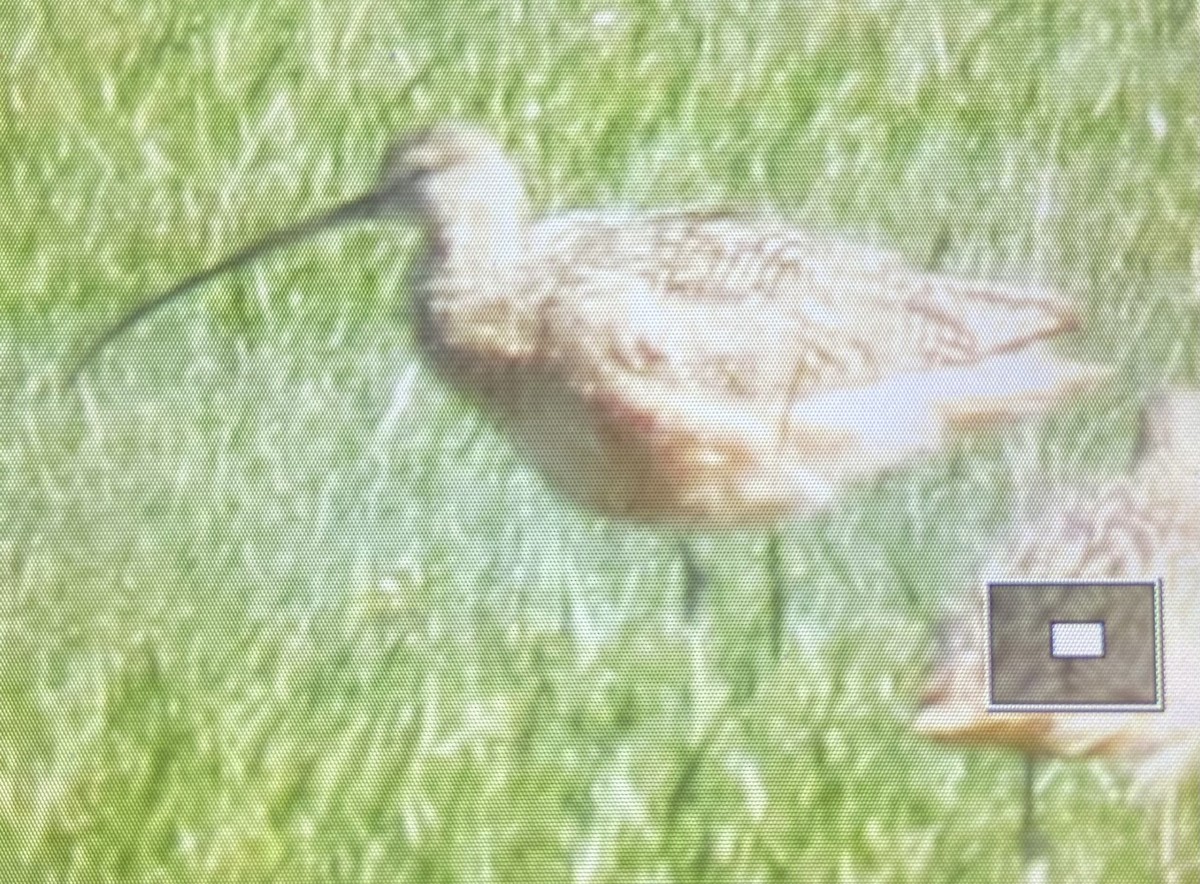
(989, 581), (1161, 707)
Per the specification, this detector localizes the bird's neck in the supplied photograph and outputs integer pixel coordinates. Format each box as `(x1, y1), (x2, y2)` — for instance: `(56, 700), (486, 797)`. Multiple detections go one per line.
(418, 177), (528, 278)
(425, 214), (525, 275)
(408, 192), (529, 364)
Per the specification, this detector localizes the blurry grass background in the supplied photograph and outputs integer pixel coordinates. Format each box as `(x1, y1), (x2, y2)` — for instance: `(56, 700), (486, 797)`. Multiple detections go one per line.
(1, 0), (1198, 880)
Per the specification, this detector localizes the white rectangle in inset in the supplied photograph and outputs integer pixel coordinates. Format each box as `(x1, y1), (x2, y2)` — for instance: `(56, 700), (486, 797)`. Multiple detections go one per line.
(1051, 621), (1105, 658)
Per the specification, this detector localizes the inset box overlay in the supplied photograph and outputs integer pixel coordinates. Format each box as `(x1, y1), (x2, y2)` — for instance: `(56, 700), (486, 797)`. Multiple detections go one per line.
(988, 581), (1163, 711)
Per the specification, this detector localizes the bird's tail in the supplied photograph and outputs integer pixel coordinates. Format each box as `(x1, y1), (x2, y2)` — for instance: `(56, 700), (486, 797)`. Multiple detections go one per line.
(937, 345), (1113, 433)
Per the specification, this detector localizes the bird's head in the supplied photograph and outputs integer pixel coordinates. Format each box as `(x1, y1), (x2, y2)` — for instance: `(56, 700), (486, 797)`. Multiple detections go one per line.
(64, 123), (529, 382)
(370, 123), (528, 231)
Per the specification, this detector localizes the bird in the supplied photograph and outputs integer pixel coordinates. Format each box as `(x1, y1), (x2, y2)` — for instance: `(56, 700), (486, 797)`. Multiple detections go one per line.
(70, 123), (1106, 521)
(69, 123), (1108, 639)
(915, 390), (1200, 882)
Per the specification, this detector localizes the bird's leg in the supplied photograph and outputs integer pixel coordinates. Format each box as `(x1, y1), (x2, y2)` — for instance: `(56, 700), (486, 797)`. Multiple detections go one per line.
(1021, 753), (1036, 858)
(1159, 785), (1177, 884)
(1020, 754), (1048, 876)
(766, 530), (785, 661)
(678, 539), (707, 623)
(677, 533), (787, 657)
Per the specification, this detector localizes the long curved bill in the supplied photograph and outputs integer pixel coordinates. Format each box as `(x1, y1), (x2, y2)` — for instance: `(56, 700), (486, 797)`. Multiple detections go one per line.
(66, 188), (390, 385)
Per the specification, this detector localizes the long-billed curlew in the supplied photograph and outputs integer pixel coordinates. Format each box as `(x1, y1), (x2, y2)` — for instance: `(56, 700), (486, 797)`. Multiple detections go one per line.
(70, 123), (1108, 637)
(916, 390), (1200, 882)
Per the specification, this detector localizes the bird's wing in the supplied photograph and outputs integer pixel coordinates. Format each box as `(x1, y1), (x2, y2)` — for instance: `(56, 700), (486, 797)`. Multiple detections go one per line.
(532, 210), (1083, 402)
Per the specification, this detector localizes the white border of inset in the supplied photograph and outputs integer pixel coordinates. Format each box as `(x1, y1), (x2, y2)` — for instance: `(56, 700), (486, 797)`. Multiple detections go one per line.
(985, 578), (1164, 714)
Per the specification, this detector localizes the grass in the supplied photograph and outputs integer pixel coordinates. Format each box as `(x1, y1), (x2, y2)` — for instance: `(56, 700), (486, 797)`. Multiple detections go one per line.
(1, 0), (1198, 880)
